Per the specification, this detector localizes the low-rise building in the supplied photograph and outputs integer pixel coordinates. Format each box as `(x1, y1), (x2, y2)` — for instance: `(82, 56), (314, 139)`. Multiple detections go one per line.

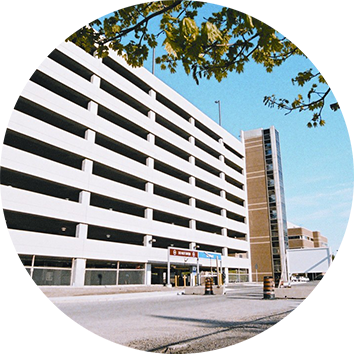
(287, 222), (328, 249)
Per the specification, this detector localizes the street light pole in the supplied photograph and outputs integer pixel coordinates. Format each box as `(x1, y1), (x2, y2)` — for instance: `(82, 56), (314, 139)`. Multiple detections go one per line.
(167, 246), (171, 287)
(215, 100), (221, 126)
(152, 47), (156, 75)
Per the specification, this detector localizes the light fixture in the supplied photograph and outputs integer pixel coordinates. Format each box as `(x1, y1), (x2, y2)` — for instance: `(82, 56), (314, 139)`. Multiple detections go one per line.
(106, 234), (111, 239)
(61, 227), (67, 232)
(149, 238), (156, 244)
(215, 100), (221, 126)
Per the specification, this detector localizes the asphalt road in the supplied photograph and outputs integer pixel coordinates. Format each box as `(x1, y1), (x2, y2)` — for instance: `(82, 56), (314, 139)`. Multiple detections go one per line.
(53, 284), (303, 353)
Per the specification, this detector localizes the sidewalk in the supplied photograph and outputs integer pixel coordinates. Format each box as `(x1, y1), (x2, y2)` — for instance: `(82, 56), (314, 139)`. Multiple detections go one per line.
(40, 284), (176, 298)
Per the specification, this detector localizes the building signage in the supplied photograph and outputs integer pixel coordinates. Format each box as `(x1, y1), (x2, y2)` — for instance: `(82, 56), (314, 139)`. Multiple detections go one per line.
(198, 251), (221, 260)
(169, 248), (198, 258)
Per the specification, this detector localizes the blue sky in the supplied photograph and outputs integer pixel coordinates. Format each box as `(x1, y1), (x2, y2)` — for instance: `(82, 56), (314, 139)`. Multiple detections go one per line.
(131, 2), (354, 254)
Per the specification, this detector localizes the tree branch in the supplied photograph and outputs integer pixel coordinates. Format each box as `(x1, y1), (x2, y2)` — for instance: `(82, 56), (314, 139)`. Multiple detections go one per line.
(100, 0), (183, 45)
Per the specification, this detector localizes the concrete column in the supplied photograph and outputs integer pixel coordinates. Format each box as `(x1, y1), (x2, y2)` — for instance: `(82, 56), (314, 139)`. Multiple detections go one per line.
(189, 176), (195, 186)
(145, 208), (153, 220)
(85, 129), (96, 143)
(189, 117), (195, 126)
(148, 89), (156, 125)
(149, 89), (156, 99)
(220, 190), (226, 199)
(143, 216), (154, 286)
(81, 159), (93, 174)
(90, 74), (101, 87)
(82, 131), (95, 183)
(189, 242), (196, 250)
(72, 258), (86, 287)
(145, 263), (152, 285)
(189, 136), (195, 145)
(148, 111), (156, 121)
(189, 197), (196, 208)
(145, 181), (154, 194)
(189, 196), (196, 231)
(88, 75), (100, 114)
(189, 155), (195, 188)
(189, 242), (197, 286)
(218, 138), (224, 146)
(221, 209), (227, 218)
(147, 133), (155, 144)
(222, 228), (228, 237)
(79, 190), (91, 206)
(223, 267), (229, 284)
(146, 132), (155, 207)
(222, 248), (229, 284)
(75, 223), (88, 239)
(189, 219), (196, 230)
(146, 156), (154, 168)
(144, 235), (153, 247)
(87, 101), (98, 114)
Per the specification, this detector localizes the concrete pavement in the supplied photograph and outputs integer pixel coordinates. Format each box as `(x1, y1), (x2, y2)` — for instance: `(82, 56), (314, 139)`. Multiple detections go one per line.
(47, 283), (307, 353)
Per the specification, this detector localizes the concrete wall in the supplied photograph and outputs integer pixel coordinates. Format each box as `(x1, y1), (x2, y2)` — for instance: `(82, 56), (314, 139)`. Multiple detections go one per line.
(287, 248), (332, 274)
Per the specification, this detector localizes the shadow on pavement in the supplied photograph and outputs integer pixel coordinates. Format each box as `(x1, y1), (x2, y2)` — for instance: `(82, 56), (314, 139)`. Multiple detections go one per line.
(147, 310), (293, 352)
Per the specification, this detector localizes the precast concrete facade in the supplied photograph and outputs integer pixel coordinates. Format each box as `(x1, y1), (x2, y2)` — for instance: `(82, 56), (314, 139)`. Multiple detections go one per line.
(1, 41), (251, 287)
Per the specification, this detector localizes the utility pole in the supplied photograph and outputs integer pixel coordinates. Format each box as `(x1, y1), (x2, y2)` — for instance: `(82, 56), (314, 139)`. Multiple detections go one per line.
(215, 100), (221, 126)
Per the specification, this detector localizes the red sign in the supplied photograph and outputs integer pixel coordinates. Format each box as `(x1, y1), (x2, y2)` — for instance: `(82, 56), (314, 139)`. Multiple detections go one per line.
(169, 248), (197, 258)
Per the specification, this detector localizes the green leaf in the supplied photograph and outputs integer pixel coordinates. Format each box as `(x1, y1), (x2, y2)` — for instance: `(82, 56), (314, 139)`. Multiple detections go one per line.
(164, 39), (177, 57)
(181, 17), (198, 41)
(202, 21), (222, 42)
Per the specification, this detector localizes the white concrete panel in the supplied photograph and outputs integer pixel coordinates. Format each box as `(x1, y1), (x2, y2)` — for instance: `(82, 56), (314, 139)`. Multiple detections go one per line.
(1, 146), (90, 190)
(10, 229), (250, 271)
(1, 187), (86, 222)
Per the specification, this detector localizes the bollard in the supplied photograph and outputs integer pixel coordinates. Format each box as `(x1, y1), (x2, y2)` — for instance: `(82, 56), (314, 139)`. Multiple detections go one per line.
(263, 276), (275, 299)
(204, 277), (214, 295)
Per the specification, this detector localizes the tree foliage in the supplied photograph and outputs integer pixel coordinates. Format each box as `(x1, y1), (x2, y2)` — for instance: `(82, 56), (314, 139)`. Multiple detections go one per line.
(66, 1), (298, 80)
(263, 69), (330, 128)
(66, 0), (339, 127)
